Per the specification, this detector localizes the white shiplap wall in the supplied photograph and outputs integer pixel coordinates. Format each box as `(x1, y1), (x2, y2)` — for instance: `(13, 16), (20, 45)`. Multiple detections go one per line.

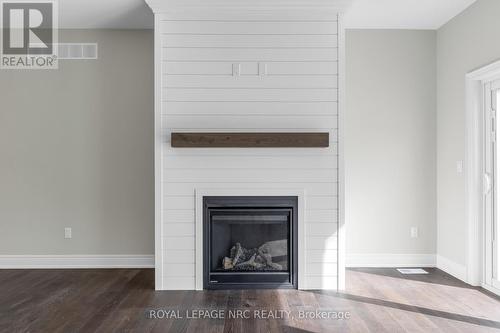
(156, 8), (340, 290)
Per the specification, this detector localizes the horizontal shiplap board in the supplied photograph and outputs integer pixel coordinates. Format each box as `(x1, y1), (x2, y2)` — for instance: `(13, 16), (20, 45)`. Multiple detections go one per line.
(162, 277), (196, 290)
(162, 48), (337, 62)
(162, 101), (337, 116)
(163, 155), (337, 169)
(163, 75), (338, 89)
(164, 197), (195, 210)
(163, 88), (338, 102)
(164, 236), (195, 250)
(307, 263), (337, 276)
(163, 182), (337, 197)
(162, 115), (337, 129)
(163, 168), (337, 183)
(305, 197), (337, 210)
(157, 11), (338, 22)
(162, 34), (338, 48)
(305, 209), (338, 223)
(307, 236), (337, 250)
(160, 21), (338, 35)
(164, 62), (337, 76)
(162, 145), (338, 156)
(162, 175), (338, 184)
(304, 276), (337, 289)
(162, 222), (195, 235)
(306, 249), (337, 263)
(306, 222), (337, 236)
(162, 196), (336, 211)
(164, 209), (194, 223)
(164, 62), (246, 75)
(163, 263), (195, 277)
(163, 250), (195, 263)
(266, 62), (337, 75)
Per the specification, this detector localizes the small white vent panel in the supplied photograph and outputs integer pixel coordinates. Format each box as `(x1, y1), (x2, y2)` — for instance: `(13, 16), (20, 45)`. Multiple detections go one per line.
(397, 268), (429, 275)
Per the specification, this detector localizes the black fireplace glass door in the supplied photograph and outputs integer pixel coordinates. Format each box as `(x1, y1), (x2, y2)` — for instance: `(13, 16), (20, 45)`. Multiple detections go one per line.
(209, 209), (291, 274)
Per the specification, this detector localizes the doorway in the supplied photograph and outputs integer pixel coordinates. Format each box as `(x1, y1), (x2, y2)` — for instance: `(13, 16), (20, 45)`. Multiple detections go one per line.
(484, 79), (500, 292)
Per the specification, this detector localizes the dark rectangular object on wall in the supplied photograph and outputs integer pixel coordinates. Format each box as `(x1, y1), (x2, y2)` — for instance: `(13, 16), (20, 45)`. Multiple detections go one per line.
(203, 196), (298, 290)
(171, 133), (329, 148)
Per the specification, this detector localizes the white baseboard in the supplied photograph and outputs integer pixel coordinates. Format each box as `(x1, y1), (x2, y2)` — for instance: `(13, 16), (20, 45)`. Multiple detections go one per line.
(346, 253), (436, 268)
(335, 253), (472, 286)
(0, 255), (155, 269)
(482, 283), (500, 297)
(436, 255), (467, 283)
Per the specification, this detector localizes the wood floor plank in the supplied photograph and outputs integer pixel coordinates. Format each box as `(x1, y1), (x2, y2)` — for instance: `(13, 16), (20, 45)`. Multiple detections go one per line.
(0, 268), (499, 333)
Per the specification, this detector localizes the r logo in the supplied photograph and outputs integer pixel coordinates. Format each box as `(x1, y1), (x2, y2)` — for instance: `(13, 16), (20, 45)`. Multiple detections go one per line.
(2, 1), (54, 55)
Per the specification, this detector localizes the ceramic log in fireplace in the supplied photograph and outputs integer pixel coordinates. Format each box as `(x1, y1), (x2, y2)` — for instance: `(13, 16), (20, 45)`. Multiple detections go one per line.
(203, 196), (298, 289)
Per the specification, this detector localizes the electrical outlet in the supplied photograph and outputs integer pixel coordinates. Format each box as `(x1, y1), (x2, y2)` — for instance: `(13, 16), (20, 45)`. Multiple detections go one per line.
(64, 227), (72, 239)
(410, 227), (418, 238)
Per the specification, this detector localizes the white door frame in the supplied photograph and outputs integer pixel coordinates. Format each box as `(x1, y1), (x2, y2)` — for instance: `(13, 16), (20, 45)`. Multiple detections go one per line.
(465, 59), (500, 292)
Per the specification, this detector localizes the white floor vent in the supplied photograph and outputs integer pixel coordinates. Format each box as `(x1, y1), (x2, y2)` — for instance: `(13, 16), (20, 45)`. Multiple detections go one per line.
(57, 43), (98, 60)
(397, 268), (428, 275)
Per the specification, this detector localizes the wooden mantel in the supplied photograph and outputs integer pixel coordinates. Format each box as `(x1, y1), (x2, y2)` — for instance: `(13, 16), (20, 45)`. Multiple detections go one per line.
(171, 132), (329, 148)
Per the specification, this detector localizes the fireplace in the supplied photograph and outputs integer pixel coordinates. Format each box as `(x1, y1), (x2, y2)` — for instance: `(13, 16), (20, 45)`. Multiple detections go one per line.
(203, 196), (298, 289)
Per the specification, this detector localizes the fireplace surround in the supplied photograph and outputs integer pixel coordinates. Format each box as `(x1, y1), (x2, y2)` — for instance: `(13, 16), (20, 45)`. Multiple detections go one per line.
(147, 0), (346, 291)
(195, 189), (306, 290)
(203, 196), (298, 289)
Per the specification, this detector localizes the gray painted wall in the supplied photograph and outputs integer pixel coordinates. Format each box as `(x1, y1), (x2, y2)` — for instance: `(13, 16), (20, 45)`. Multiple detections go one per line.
(0, 30), (154, 255)
(346, 30), (437, 256)
(437, 0), (500, 266)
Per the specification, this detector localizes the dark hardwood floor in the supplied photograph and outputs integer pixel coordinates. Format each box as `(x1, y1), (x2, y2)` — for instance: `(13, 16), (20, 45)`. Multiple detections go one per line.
(1, 268), (499, 332)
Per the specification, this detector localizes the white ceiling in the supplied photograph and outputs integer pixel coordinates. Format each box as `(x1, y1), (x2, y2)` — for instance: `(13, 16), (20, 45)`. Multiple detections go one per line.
(59, 0), (153, 29)
(58, 0), (477, 30)
(343, 0), (478, 30)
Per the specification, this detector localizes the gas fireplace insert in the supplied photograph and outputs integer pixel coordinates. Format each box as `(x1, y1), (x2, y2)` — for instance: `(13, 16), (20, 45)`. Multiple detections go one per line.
(203, 196), (298, 290)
